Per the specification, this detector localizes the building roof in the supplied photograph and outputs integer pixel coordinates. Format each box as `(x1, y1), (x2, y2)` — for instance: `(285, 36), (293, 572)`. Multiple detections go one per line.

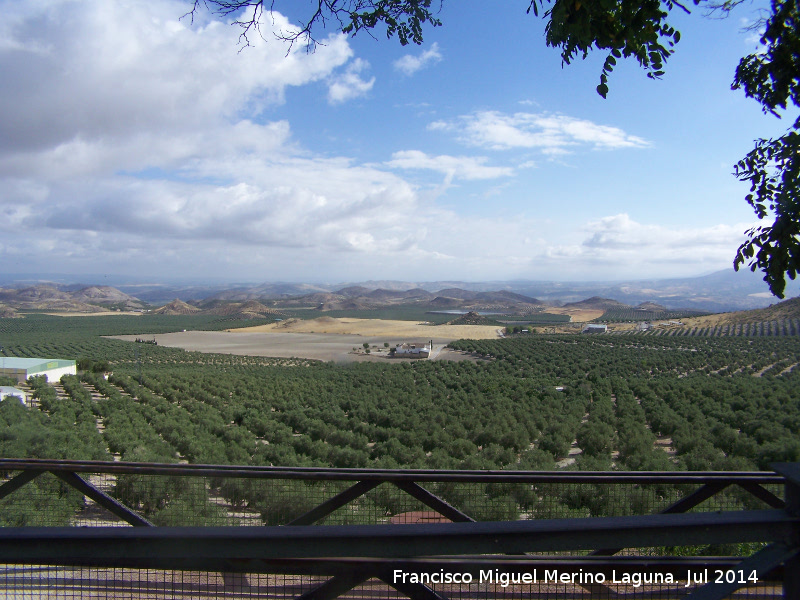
(0, 357), (76, 371)
(0, 386), (26, 398)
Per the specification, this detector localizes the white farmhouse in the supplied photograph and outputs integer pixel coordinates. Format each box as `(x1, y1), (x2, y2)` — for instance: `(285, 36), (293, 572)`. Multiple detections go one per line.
(393, 341), (431, 358)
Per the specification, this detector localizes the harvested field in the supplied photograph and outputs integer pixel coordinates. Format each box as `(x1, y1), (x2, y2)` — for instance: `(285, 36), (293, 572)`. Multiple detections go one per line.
(43, 311), (145, 317)
(236, 317), (501, 339)
(541, 307), (605, 322)
(114, 318), (501, 363)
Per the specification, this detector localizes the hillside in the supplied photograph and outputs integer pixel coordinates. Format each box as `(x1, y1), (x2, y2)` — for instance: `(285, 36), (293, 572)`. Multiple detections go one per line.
(563, 296), (629, 311)
(151, 299), (201, 315)
(447, 311), (499, 326)
(636, 301), (667, 311)
(203, 300), (286, 320)
(696, 296), (800, 326)
(0, 303), (20, 318)
(0, 284), (145, 312)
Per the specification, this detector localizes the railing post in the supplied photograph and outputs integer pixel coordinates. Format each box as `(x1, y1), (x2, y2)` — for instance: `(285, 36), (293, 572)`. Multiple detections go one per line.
(772, 463), (800, 600)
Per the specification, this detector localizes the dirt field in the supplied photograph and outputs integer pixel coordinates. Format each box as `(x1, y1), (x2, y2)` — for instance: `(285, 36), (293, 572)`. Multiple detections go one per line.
(115, 318), (501, 363)
(236, 317), (502, 339)
(44, 311), (144, 317)
(541, 307), (605, 322)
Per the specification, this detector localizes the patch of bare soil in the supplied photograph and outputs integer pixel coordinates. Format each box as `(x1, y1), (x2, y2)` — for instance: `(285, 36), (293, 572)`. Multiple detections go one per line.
(234, 317), (501, 339)
(42, 311), (144, 317)
(541, 307), (605, 322)
(114, 319), (499, 363)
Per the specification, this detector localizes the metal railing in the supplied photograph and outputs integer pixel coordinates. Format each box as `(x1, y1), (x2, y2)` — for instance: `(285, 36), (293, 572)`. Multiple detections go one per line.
(0, 458), (798, 599)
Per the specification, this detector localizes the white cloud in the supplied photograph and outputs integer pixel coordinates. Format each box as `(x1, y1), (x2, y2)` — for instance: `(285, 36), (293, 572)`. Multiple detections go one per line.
(393, 42), (442, 75)
(0, 0), (352, 158)
(0, 0), (423, 278)
(430, 111), (650, 153)
(535, 214), (752, 276)
(327, 58), (375, 104)
(0, 1), (750, 284)
(385, 150), (513, 181)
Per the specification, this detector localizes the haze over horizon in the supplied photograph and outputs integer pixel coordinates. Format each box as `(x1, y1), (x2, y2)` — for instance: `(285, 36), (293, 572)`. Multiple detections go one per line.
(1, 0), (790, 290)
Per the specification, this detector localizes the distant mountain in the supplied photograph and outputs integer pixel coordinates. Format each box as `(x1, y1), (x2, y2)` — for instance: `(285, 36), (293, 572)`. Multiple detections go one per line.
(430, 296), (462, 308)
(435, 288), (479, 300)
(473, 291), (541, 305)
(71, 286), (145, 307)
(199, 300), (286, 320)
(335, 286), (372, 297)
(507, 269), (799, 312)
(4, 268), (797, 314)
(0, 284), (145, 312)
(150, 299), (201, 315)
(0, 303), (19, 318)
(208, 282), (334, 302)
(365, 288), (435, 302)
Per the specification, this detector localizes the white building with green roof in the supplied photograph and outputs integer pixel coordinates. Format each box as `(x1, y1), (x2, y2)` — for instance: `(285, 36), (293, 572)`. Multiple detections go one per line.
(0, 358), (76, 383)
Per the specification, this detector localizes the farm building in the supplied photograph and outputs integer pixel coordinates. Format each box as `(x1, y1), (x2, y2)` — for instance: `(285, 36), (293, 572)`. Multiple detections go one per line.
(581, 324), (608, 334)
(0, 357), (77, 383)
(393, 341), (431, 358)
(0, 386), (29, 404)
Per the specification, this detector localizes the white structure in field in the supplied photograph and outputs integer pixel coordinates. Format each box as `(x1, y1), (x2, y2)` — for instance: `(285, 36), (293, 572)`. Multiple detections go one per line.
(0, 386), (29, 404)
(394, 341), (431, 358)
(0, 357), (77, 383)
(581, 324), (608, 334)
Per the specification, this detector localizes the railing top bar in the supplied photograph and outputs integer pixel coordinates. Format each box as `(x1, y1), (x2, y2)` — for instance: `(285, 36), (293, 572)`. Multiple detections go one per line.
(0, 458), (784, 484)
(2, 509), (793, 558)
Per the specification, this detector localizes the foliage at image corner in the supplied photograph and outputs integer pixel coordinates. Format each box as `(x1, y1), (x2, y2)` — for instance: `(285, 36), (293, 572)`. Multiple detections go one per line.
(730, 0), (800, 299)
(531, 0), (800, 299)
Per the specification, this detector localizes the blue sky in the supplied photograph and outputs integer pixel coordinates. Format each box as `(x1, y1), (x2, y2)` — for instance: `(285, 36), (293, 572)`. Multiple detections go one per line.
(0, 0), (793, 288)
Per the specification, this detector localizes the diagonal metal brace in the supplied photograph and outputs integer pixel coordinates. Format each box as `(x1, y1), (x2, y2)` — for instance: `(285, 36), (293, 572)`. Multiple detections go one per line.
(0, 470), (43, 501)
(288, 480), (382, 526)
(392, 481), (475, 523)
(682, 541), (798, 600)
(50, 471), (153, 527)
(661, 482), (731, 514)
(592, 481), (730, 556)
(736, 481), (785, 508)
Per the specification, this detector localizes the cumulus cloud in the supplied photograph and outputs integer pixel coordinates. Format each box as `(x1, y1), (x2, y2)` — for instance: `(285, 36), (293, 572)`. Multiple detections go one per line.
(0, 1), (743, 284)
(429, 111), (650, 153)
(0, 1), (353, 157)
(327, 58), (375, 103)
(0, 0), (430, 278)
(393, 42), (442, 75)
(385, 150), (513, 181)
(534, 214), (752, 277)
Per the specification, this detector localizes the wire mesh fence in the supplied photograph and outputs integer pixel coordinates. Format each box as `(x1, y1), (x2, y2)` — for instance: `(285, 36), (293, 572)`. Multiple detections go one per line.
(0, 461), (791, 599)
(0, 467), (785, 528)
(0, 564), (783, 599)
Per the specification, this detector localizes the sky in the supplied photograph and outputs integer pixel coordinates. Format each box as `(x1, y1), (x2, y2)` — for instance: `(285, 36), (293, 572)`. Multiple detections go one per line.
(0, 0), (794, 287)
